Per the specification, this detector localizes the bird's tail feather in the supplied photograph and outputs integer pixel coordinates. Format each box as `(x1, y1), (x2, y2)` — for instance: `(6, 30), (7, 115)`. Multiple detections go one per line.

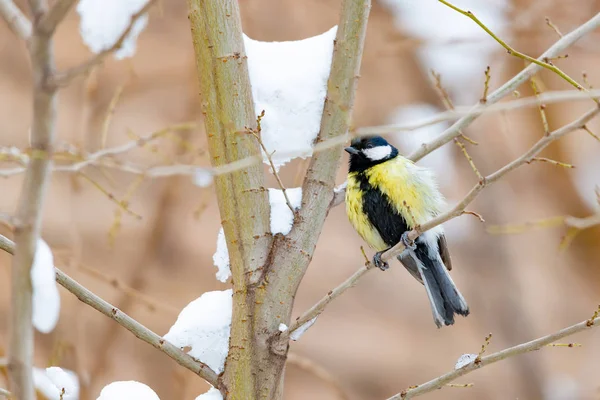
(414, 251), (469, 328)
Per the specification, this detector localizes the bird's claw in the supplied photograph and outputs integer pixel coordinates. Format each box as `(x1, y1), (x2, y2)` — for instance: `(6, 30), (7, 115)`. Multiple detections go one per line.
(401, 231), (417, 250)
(373, 251), (389, 271)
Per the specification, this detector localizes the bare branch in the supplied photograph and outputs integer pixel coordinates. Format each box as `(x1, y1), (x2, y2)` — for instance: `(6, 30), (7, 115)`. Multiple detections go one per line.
(248, 110), (295, 214)
(407, 14), (600, 164)
(50, 0), (158, 87)
(387, 312), (600, 399)
(289, 247), (374, 335)
(438, 0), (586, 92)
(9, 2), (58, 395)
(0, 387), (11, 397)
(0, 0), (32, 39)
(0, 233), (220, 388)
(37, 0), (77, 34)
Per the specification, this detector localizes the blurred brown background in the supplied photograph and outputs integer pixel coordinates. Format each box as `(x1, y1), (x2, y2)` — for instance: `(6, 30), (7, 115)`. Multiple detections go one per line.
(1, 0), (600, 399)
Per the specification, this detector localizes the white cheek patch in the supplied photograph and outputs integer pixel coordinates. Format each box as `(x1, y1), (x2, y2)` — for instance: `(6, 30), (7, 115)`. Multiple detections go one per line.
(362, 145), (392, 161)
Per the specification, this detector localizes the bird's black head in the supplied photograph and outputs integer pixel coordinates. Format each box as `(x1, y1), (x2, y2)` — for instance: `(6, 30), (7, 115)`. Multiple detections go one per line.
(345, 135), (399, 173)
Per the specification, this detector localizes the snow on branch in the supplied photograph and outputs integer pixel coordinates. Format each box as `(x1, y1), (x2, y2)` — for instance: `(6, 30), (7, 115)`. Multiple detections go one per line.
(244, 27), (337, 169)
(51, 0), (159, 87)
(33, 367), (79, 400)
(97, 381), (159, 400)
(195, 387), (223, 400)
(212, 188), (302, 283)
(164, 290), (233, 374)
(30, 239), (60, 333)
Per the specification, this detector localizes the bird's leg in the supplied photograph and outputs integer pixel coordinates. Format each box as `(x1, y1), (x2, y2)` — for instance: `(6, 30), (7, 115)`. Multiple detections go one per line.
(373, 250), (389, 271)
(401, 231), (417, 251)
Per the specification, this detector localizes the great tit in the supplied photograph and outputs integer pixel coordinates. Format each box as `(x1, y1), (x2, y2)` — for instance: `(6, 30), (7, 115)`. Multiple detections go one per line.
(344, 135), (469, 328)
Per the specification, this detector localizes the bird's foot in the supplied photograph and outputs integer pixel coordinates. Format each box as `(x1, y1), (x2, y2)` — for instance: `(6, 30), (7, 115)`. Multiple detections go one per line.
(373, 251), (389, 271)
(401, 231), (417, 251)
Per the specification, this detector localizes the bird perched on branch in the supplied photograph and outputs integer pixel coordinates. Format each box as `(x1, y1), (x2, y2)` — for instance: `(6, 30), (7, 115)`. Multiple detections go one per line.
(344, 135), (469, 328)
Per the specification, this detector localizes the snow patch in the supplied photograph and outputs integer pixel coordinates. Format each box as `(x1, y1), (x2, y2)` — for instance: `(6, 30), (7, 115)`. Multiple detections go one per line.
(195, 387), (223, 400)
(213, 228), (231, 283)
(164, 290), (232, 374)
(212, 188), (302, 282)
(244, 26), (337, 169)
(278, 323), (288, 332)
(455, 353), (478, 369)
(33, 367), (79, 400)
(268, 187), (302, 235)
(290, 316), (318, 341)
(97, 381), (159, 400)
(77, 0), (149, 60)
(31, 239), (60, 333)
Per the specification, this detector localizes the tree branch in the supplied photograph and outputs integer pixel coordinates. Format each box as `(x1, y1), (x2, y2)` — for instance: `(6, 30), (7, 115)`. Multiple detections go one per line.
(269, 0), (371, 348)
(0, 234), (220, 388)
(50, 0), (158, 87)
(0, 0), (32, 40)
(37, 0), (76, 35)
(387, 312), (600, 399)
(187, 1), (272, 397)
(9, 1), (57, 397)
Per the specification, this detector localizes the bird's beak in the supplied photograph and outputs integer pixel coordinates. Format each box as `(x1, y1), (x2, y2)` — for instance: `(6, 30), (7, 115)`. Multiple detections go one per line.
(344, 147), (359, 155)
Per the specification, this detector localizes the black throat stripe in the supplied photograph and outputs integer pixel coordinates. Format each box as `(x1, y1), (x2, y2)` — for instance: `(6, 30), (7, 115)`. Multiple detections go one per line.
(355, 172), (410, 248)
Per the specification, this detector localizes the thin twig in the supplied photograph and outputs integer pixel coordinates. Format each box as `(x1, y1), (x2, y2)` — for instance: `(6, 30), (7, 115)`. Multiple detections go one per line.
(480, 66), (491, 103)
(438, 0), (586, 92)
(565, 213), (600, 230)
(430, 71), (483, 180)
(545, 17), (563, 37)
(530, 77), (550, 135)
(582, 125), (600, 142)
(288, 247), (374, 335)
(38, 0), (77, 35)
(0, 0), (31, 39)
(387, 313), (600, 399)
(248, 110), (295, 214)
(50, 0), (159, 87)
(0, 233), (220, 388)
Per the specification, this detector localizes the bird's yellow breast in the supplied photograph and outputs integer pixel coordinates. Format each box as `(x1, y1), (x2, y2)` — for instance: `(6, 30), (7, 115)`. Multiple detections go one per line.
(346, 174), (388, 251)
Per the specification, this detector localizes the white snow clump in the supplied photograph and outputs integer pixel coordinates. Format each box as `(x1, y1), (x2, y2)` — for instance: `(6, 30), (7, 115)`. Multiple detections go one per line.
(33, 367), (79, 400)
(244, 26), (337, 169)
(195, 387), (223, 400)
(212, 187), (302, 283)
(31, 239), (60, 333)
(77, 0), (149, 60)
(96, 381), (160, 400)
(289, 316), (318, 341)
(164, 289), (233, 374)
(454, 353), (478, 369)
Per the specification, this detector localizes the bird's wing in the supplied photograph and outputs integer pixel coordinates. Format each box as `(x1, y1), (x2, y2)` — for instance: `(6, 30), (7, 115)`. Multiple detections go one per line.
(438, 234), (453, 271)
(397, 254), (423, 284)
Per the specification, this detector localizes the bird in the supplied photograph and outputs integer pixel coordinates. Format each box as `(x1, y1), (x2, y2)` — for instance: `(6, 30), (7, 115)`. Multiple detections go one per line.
(344, 135), (469, 328)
